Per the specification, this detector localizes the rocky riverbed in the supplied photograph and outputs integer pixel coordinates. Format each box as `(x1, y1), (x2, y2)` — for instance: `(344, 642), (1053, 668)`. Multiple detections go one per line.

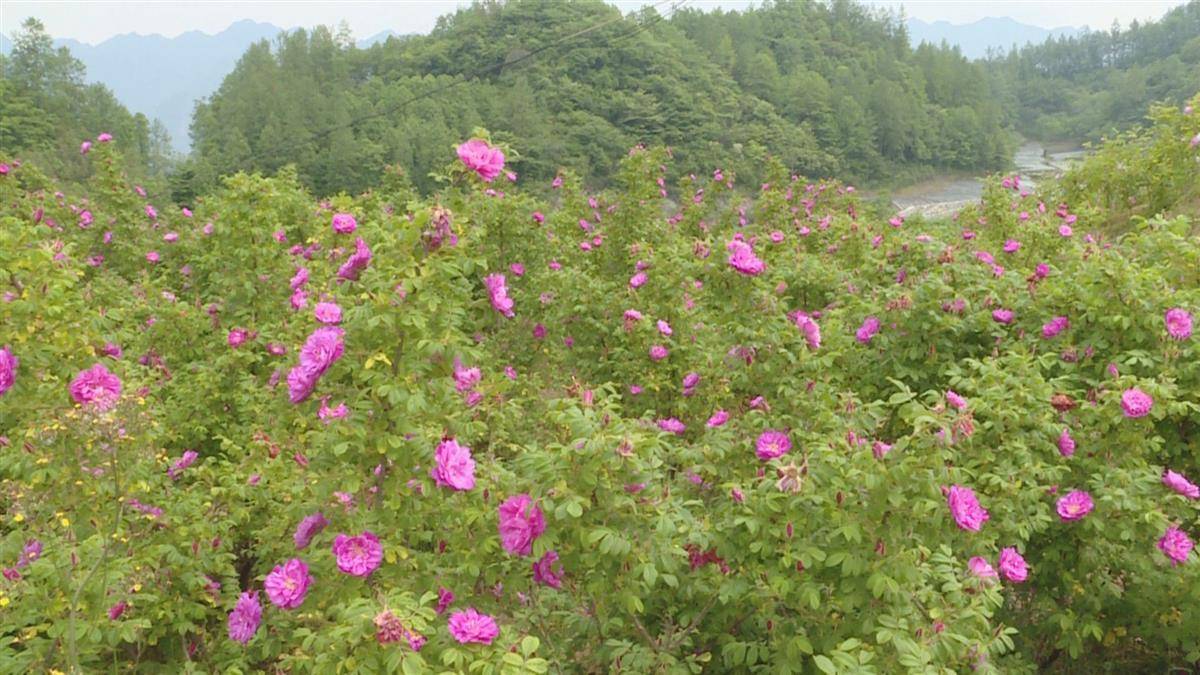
(892, 141), (1085, 219)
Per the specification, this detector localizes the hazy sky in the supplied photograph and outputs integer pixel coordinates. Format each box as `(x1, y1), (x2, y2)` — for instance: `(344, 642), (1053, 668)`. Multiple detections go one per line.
(1, 0), (1188, 45)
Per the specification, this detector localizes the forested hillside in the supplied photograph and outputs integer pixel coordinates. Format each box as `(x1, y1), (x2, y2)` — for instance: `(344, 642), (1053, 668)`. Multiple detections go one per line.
(991, 1), (1200, 141)
(6, 0), (1198, 200)
(669, 2), (1012, 176)
(185, 0), (1014, 197)
(0, 19), (174, 186)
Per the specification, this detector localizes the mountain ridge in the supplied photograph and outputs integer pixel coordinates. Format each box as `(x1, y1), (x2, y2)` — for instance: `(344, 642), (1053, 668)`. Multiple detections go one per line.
(905, 16), (1085, 59)
(0, 14), (1092, 152)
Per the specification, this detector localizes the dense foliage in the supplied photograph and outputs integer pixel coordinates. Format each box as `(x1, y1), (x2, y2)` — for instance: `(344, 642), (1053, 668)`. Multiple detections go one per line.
(181, 0), (1200, 200)
(989, 0), (1200, 142)
(0, 19), (175, 187)
(1, 93), (1198, 673)
(9, 0), (1198, 202)
(185, 0), (1015, 197)
(1054, 99), (1200, 227)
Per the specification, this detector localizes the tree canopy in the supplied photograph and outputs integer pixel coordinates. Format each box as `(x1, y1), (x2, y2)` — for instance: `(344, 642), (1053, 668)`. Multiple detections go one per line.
(0, 18), (174, 185)
(186, 0), (1015, 196)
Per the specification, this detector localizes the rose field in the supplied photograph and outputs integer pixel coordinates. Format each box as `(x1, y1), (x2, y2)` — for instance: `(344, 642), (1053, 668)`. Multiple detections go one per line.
(1, 96), (1199, 674)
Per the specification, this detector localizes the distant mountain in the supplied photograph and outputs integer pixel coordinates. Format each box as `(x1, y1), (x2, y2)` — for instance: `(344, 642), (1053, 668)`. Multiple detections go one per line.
(359, 30), (401, 47)
(1, 20), (410, 152)
(906, 17), (1084, 59)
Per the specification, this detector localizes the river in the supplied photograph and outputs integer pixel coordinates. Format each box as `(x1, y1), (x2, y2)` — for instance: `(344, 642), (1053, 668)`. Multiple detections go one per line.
(890, 141), (1086, 219)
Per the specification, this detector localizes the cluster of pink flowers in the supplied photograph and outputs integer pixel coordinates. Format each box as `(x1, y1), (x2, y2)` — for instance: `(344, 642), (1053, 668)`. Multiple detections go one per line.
(682, 371), (700, 396)
(0, 347), (16, 398)
(432, 438), (476, 491)
(453, 358), (483, 407)
(457, 139), (506, 182)
(314, 302), (342, 324)
(286, 327), (345, 403)
(293, 512), (328, 549)
(1056, 490), (1094, 521)
(69, 363), (122, 411)
(498, 494), (545, 556)
(1162, 470), (1199, 499)
(331, 212), (357, 234)
(755, 430), (791, 461)
(945, 390), (968, 410)
(484, 273), (515, 318)
(1121, 388), (1153, 418)
(855, 316), (881, 344)
(332, 531), (383, 577)
(658, 417), (686, 435)
(447, 608), (500, 644)
(726, 239), (765, 276)
(167, 450), (199, 480)
(227, 328), (249, 348)
(946, 485), (989, 531)
(1058, 428), (1076, 457)
(1041, 316), (1069, 338)
(227, 592), (262, 644)
(1164, 308), (1193, 339)
(264, 558), (312, 609)
(35, 137), (1200, 660)
(792, 312), (821, 350)
(1158, 527), (1194, 565)
(532, 550), (564, 588)
(317, 396), (348, 423)
(336, 238), (372, 281)
(998, 547), (1029, 581)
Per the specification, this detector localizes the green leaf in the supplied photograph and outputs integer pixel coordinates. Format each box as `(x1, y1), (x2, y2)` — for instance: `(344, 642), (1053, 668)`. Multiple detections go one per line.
(642, 564), (658, 587)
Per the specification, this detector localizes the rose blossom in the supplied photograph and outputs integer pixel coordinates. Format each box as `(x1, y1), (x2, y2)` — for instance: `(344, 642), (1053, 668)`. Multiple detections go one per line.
(432, 438), (476, 491)
(946, 485), (989, 531)
(448, 608), (500, 644)
(498, 494), (545, 556)
(332, 531), (383, 577)
(264, 559), (311, 609)
(998, 547), (1028, 582)
(1056, 490), (1094, 521)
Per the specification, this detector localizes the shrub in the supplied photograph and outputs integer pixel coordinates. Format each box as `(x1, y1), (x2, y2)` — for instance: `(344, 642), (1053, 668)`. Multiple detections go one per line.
(1, 118), (1198, 673)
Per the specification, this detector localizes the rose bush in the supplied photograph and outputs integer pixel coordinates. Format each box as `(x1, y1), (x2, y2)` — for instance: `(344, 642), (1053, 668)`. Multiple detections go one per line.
(1, 100), (1198, 673)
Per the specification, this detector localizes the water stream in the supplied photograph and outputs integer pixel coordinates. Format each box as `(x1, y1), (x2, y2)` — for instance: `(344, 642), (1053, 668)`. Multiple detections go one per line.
(891, 141), (1085, 219)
